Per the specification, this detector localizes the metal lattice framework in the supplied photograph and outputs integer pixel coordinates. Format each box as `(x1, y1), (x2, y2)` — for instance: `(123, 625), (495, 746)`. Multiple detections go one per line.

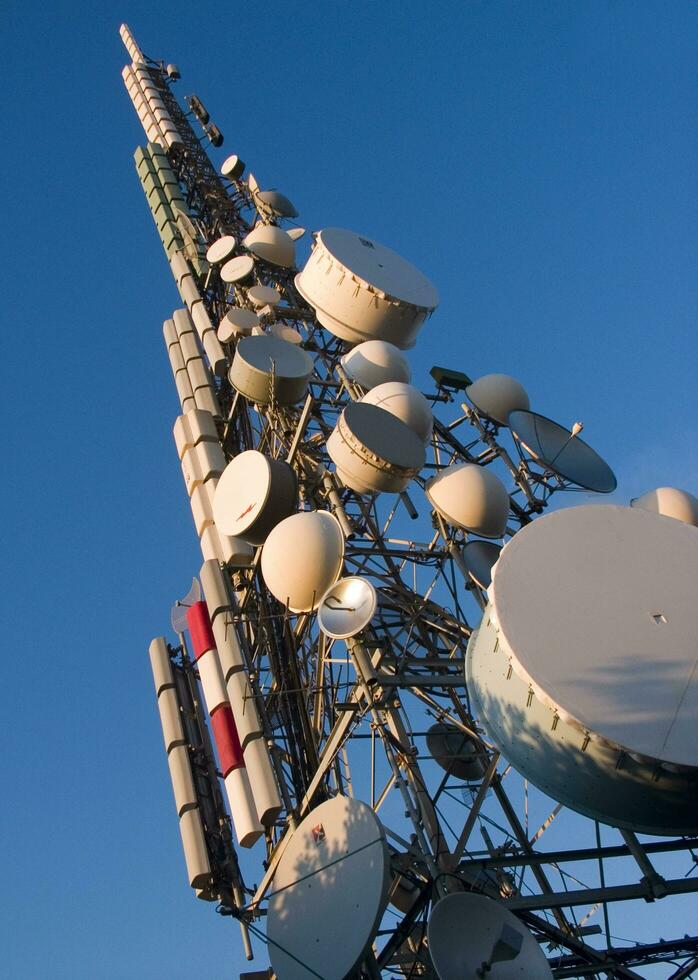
(120, 25), (698, 980)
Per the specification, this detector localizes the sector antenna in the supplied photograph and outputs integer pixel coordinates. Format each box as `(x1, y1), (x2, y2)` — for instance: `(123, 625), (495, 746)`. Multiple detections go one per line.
(120, 24), (698, 979)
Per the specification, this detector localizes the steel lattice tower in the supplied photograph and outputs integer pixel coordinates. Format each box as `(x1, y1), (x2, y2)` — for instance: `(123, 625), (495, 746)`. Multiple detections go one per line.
(119, 25), (698, 980)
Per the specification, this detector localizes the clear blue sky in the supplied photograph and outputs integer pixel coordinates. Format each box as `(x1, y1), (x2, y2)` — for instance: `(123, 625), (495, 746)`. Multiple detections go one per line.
(2, 2), (697, 977)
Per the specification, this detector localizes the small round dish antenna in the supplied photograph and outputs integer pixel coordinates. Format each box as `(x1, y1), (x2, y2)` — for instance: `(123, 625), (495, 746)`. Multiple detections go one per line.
(341, 340), (411, 390)
(508, 409), (616, 493)
(317, 576), (377, 640)
(327, 402), (425, 495)
(206, 235), (236, 264)
(217, 307), (260, 343)
(361, 381), (433, 442)
(266, 795), (390, 980)
(229, 335), (314, 405)
(426, 463), (510, 538)
(212, 450), (297, 545)
(287, 226), (306, 241)
(631, 486), (698, 527)
(220, 153), (245, 179)
(426, 723), (487, 781)
(466, 374), (530, 426)
(461, 539), (502, 590)
(427, 892), (553, 979)
(243, 225), (296, 268)
(246, 284), (281, 308)
(220, 254), (255, 284)
(295, 227), (439, 348)
(261, 511), (345, 612)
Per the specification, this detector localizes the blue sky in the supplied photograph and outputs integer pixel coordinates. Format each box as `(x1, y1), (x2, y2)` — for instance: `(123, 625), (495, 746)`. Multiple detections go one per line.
(2, 2), (697, 977)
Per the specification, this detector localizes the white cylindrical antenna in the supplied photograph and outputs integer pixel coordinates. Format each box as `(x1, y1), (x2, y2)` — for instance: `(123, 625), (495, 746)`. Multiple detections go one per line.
(119, 23), (145, 63)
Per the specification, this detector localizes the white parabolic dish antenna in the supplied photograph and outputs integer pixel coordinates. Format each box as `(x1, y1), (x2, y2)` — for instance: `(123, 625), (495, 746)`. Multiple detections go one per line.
(427, 892), (553, 979)
(266, 795), (390, 980)
(466, 504), (698, 834)
(295, 228), (439, 348)
(317, 576), (377, 640)
(508, 409), (617, 493)
(461, 539), (502, 590)
(261, 510), (345, 612)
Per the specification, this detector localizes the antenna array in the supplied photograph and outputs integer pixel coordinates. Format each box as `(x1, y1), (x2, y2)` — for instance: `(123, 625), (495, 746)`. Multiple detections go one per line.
(120, 24), (698, 979)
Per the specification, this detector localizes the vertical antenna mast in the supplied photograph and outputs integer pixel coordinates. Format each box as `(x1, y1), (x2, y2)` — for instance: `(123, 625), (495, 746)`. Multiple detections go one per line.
(120, 24), (698, 979)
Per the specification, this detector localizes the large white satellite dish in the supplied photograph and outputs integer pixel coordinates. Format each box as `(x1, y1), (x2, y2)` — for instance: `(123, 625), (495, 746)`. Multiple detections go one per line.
(295, 228), (439, 348)
(466, 504), (698, 834)
(261, 511), (345, 612)
(212, 450), (297, 545)
(428, 892), (553, 979)
(229, 335), (314, 405)
(508, 409), (616, 493)
(327, 402), (425, 495)
(426, 463), (510, 538)
(317, 576), (377, 639)
(266, 796), (390, 980)
(341, 339), (411, 390)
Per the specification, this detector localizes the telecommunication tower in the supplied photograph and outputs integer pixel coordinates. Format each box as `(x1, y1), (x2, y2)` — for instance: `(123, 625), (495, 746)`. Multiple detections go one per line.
(119, 24), (698, 979)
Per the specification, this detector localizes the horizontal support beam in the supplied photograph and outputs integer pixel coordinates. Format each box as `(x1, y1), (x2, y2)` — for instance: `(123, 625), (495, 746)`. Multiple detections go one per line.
(459, 836), (698, 870)
(504, 875), (698, 911)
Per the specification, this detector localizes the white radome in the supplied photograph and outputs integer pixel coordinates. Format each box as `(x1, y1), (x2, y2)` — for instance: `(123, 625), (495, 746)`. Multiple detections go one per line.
(426, 462), (510, 538)
(243, 225), (296, 268)
(361, 381), (433, 442)
(466, 373), (530, 426)
(341, 340), (411, 390)
(217, 307), (260, 342)
(261, 511), (345, 612)
(631, 486), (698, 527)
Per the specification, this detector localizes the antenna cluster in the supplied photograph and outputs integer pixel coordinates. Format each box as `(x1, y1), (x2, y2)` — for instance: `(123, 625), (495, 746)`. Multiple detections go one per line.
(120, 23), (698, 979)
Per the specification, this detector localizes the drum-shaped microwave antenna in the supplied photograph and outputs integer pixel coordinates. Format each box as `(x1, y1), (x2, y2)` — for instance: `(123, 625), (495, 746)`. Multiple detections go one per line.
(243, 225), (296, 268)
(261, 510), (345, 612)
(428, 892), (553, 979)
(317, 576), (377, 640)
(361, 381), (433, 442)
(212, 450), (297, 545)
(426, 723), (486, 781)
(266, 796), (390, 980)
(246, 284), (281, 308)
(341, 339), (411, 390)
(206, 235), (236, 264)
(508, 409), (616, 493)
(631, 486), (698, 527)
(466, 373), (530, 426)
(229, 335), (313, 405)
(221, 153), (245, 179)
(426, 463), (510, 538)
(461, 539), (502, 590)
(466, 504), (698, 834)
(217, 307), (260, 342)
(270, 323), (302, 345)
(327, 402), (425, 495)
(295, 228), (439, 348)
